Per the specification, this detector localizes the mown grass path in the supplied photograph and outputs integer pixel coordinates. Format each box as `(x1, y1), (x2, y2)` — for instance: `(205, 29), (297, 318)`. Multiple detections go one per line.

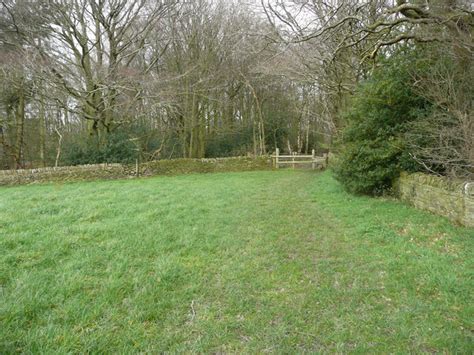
(1, 171), (472, 352)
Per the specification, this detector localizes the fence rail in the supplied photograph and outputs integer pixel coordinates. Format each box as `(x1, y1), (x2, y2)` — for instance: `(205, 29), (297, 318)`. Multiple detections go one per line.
(271, 148), (328, 170)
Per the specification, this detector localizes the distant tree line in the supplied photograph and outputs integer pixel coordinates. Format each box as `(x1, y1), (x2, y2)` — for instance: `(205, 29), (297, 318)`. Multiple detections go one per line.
(0, 0), (332, 169)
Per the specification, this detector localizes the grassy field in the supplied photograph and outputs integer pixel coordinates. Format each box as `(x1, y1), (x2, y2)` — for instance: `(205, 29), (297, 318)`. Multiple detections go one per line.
(1, 170), (473, 353)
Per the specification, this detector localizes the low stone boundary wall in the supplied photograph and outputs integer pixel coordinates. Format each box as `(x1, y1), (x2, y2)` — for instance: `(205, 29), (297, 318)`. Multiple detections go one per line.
(0, 163), (125, 186)
(0, 157), (272, 187)
(396, 172), (474, 227)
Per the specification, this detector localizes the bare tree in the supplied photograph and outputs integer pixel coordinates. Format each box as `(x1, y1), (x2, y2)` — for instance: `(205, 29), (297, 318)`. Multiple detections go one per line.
(28, 0), (179, 137)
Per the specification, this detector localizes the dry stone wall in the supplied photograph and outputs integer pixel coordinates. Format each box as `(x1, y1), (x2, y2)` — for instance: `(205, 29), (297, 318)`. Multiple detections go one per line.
(0, 164), (126, 186)
(397, 172), (474, 227)
(0, 157), (272, 187)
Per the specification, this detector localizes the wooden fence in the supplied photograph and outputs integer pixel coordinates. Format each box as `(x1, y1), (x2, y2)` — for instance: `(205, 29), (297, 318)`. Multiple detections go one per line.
(272, 148), (328, 169)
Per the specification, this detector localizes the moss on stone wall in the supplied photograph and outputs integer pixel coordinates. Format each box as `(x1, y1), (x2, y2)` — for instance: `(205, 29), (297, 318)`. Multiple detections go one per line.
(142, 157), (271, 176)
(397, 172), (473, 227)
(0, 157), (272, 187)
(399, 172), (465, 192)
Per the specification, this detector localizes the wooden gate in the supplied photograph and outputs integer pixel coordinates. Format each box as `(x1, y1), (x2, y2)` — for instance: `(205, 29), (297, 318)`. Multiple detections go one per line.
(272, 148), (328, 170)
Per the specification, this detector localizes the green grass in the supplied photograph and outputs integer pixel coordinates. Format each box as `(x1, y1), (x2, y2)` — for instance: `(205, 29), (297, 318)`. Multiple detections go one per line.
(1, 170), (473, 353)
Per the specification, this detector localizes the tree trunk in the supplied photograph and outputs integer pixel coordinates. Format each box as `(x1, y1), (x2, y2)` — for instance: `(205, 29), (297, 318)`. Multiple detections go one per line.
(39, 93), (46, 167)
(13, 87), (25, 169)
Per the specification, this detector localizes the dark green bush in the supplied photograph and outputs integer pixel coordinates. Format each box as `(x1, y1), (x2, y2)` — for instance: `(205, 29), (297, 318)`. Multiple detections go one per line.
(333, 50), (430, 195)
(62, 131), (138, 166)
(205, 128), (254, 157)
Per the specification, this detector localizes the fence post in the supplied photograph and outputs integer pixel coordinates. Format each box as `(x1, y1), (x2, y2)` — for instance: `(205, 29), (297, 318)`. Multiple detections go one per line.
(292, 152), (296, 169)
(275, 148), (279, 169)
(312, 149), (315, 170)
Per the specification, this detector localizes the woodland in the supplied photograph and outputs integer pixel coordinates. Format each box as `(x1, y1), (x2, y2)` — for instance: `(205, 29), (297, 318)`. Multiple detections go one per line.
(0, 0), (472, 192)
